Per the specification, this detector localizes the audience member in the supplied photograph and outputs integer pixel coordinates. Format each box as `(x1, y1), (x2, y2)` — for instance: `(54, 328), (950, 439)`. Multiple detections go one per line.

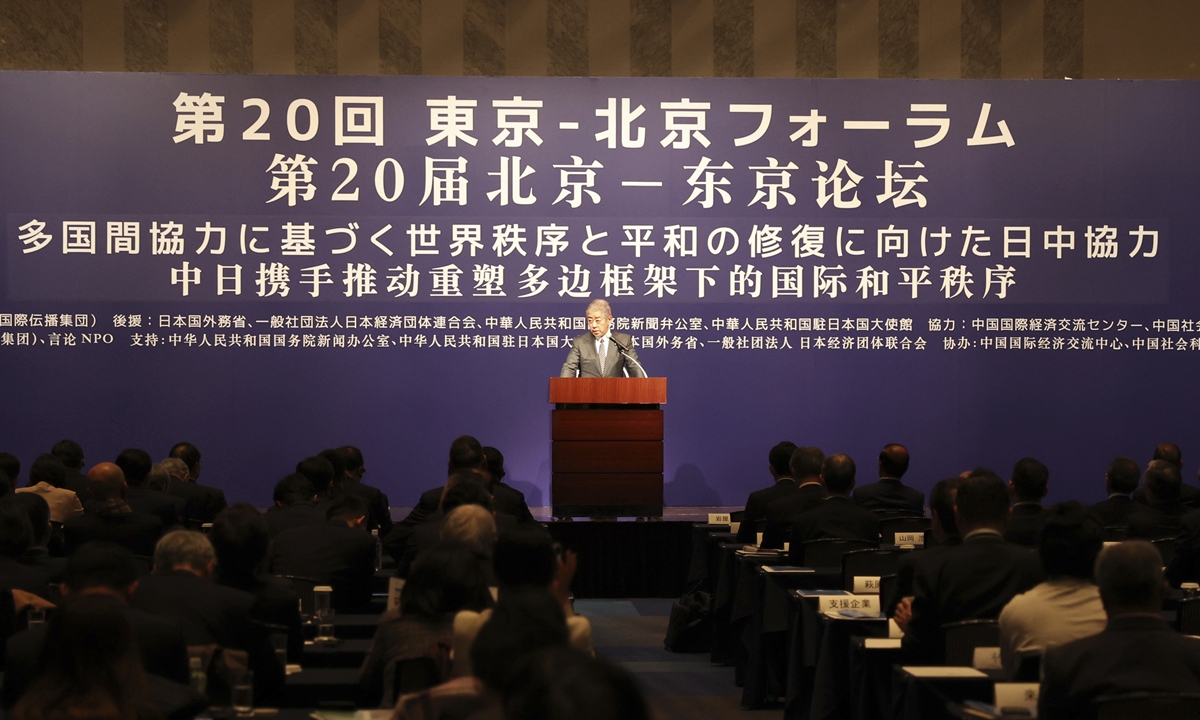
(16, 454), (82, 524)
(49, 439), (88, 496)
(145, 463), (171, 493)
(1127, 459), (1188, 539)
(852, 443), (925, 516)
(263, 472), (322, 537)
(0, 471), (11, 500)
(0, 453), (18, 486)
(469, 587), (570, 695)
(760, 447), (827, 549)
(789, 453), (880, 556)
(1088, 456), (1140, 529)
(900, 472), (1042, 663)
(1005, 457), (1050, 547)
(396, 473), (501, 578)
(0, 497), (55, 598)
(481, 446), (537, 525)
(889, 477), (962, 616)
(440, 504), (497, 557)
(63, 462), (163, 557)
(998, 503), (1106, 677)
(504, 648), (651, 720)
(209, 504), (301, 647)
(389, 435), (492, 555)
(1132, 442), (1200, 508)
(4, 543), (191, 711)
(166, 442), (227, 524)
(735, 441), (799, 544)
(269, 493), (377, 611)
(336, 446), (394, 535)
(8, 493), (65, 584)
(1039, 541), (1200, 719)
(115, 448), (183, 530)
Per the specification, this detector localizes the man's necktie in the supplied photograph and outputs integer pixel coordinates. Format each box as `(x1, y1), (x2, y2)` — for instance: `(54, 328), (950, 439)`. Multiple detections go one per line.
(599, 338), (607, 374)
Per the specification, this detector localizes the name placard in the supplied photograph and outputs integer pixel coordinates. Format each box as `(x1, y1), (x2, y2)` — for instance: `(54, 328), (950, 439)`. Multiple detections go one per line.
(853, 576), (882, 594)
(819, 594), (880, 614)
(972, 646), (1002, 670)
(708, 513), (732, 525)
(894, 532), (925, 546)
(994, 683), (1039, 709)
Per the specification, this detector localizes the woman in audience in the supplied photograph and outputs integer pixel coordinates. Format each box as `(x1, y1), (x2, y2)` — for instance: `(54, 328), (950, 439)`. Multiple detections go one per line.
(439, 504), (497, 559)
(469, 587), (570, 696)
(359, 544), (493, 707)
(505, 647), (651, 720)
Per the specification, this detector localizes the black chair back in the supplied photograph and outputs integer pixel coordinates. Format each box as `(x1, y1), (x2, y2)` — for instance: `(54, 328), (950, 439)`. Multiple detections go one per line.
(132, 555), (153, 577)
(1152, 537), (1178, 566)
(841, 549), (901, 591)
(879, 574), (898, 615)
(1096, 693), (1200, 720)
(1012, 650), (1042, 682)
(794, 538), (876, 569)
(1102, 525), (1128, 542)
(273, 574), (322, 621)
(942, 619), (999, 666)
(878, 516), (932, 545)
(1177, 597), (1200, 635)
(390, 657), (443, 704)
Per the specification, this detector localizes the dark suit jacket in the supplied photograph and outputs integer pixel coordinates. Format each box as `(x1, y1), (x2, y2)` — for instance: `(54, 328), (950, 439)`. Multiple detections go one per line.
(789, 496), (881, 546)
(263, 502), (325, 538)
(16, 547), (66, 585)
(1089, 494), (1137, 528)
(903, 532), (1043, 664)
(1004, 503), (1046, 547)
(383, 486), (442, 564)
(340, 480), (393, 535)
(396, 511), (519, 579)
(167, 478), (227, 526)
(1039, 615), (1200, 720)
(0, 557), (56, 599)
(1134, 483), (1200, 509)
(852, 478), (925, 516)
(888, 541), (958, 615)
(3, 600), (190, 709)
(736, 478), (800, 544)
(61, 470), (89, 498)
(126, 485), (185, 530)
(63, 510), (164, 558)
(491, 482), (536, 524)
(760, 482), (827, 549)
(1127, 499), (1189, 540)
(269, 520), (377, 612)
(559, 331), (645, 378)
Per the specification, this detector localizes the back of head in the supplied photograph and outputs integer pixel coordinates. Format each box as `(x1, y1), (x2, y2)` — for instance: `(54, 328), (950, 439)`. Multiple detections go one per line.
(62, 542), (139, 594)
(449, 435), (486, 471)
(440, 504), (497, 555)
(168, 442), (200, 475)
(9, 492), (51, 547)
(86, 462), (125, 502)
(1145, 459), (1183, 503)
(494, 525), (557, 588)
(1153, 442), (1183, 469)
(1106, 456), (1141, 495)
(326, 492), (369, 523)
(768, 442), (798, 476)
(0, 453), (19, 484)
(153, 529), (214, 573)
(929, 478), (962, 541)
(273, 473), (316, 506)
(1010, 457), (1049, 501)
(955, 473), (1010, 529)
(1096, 540), (1164, 614)
(1039, 502), (1103, 579)
(145, 464), (170, 492)
(210, 504), (268, 580)
(879, 444), (910, 478)
(441, 475), (494, 514)
(51, 439), (84, 469)
(505, 648), (651, 720)
(318, 448), (347, 483)
(0, 470), (11, 500)
(400, 545), (493, 621)
(160, 458), (189, 483)
(296, 456), (335, 495)
(0, 496), (33, 559)
(470, 587), (569, 693)
(821, 454), (856, 495)
(482, 446), (506, 481)
(789, 446), (825, 481)
(29, 453), (67, 489)
(113, 449), (152, 488)
(339, 445), (364, 475)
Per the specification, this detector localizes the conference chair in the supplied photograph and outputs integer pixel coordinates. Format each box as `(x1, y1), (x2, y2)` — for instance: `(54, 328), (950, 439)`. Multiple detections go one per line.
(877, 516), (932, 545)
(941, 619), (999, 667)
(1101, 525), (1128, 542)
(841, 549), (901, 592)
(1095, 692), (1200, 720)
(793, 538), (875, 570)
(1011, 649), (1042, 682)
(1152, 536), (1179, 566)
(1177, 597), (1200, 636)
(273, 574), (322, 623)
(388, 657), (445, 705)
(879, 573), (898, 615)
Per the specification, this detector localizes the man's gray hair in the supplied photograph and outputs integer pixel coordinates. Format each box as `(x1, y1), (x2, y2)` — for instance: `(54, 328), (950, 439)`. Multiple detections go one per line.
(440, 504), (497, 555)
(1095, 540), (1163, 612)
(585, 298), (612, 318)
(160, 457), (189, 480)
(154, 529), (214, 572)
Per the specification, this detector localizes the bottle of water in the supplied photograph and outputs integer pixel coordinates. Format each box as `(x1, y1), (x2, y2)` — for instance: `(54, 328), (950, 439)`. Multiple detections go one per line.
(189, 656), (207, 695)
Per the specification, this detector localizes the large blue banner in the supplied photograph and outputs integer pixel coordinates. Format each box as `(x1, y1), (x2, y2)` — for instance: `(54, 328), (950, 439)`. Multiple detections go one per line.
(0, 72), (1195, 507)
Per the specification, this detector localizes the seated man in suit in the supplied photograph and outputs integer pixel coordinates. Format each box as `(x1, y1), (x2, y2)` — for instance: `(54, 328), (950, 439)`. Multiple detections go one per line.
(889, 476), (962, 617)
(1005, 457), (1050, 547)
(1040, 540), (1200, 719)
(1127, 460), (1189, 540)
(999, 503), (1106, 678)
(899, 472), (1043, 664)
(852, 443), (924, 516)
(167, 442), (228, 525)
(558, 298), (646, 379)
(269, 494), (377, 612)
(263, 472), (323, 538)
(0, 496), (58, 599)
(63, 462), (163, 558)
(735, 441), (799, 545)
(482, 446), (537, 525)
(4, 542), (190, 710)
(789, 453), (880, 554)
(760, 447), (826, 549)
(1088, 456), (1140, 530)
(50, 439), (89, 497)
(336, 445), (393, 535)
(132, 529), (283, 703)
(397, 472), (517, 578)
(8, 493), (66, 584)
(1133, 442), (1200, 508)
(115, 448), (183, 530)
(15, 453), (83, 524)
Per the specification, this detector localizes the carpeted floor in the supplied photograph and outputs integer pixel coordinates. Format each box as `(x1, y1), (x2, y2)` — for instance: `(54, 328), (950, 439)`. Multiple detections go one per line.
(575, 599), (783, 720)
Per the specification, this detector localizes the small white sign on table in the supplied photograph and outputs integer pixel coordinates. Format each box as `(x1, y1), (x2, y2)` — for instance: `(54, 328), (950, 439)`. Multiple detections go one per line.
(708, 513), (732, 525)
(894, 532), (925, 546)
(819, 594), (880, 615)
(852, 576), (881, 594)
(994, 682), (1039, 709)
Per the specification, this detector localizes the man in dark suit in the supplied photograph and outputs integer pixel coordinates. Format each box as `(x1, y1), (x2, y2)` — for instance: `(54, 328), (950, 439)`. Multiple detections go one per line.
(558, 298), (646, 378)
(0, 496), (58, 598)
(790, 453), (880, 552)
(269, 493), (377, 612)
(50, 438), (89, 497)
(1133, 442), (1200, 508)
(1040, 540), (1200, 719)
(132, 529), (283, 703)
(735, 441), (799, 544)
(4, 542), (190, 710)
(337, 445), (393, 535)
(1128, 460), (1189, 540)
(394, 472), (517, 578)
(852, 443), (924, 516)
(8, 493), (66, 585)
(888, 477), (962, 616)
(899, 472), (1042, 664)
(167, 442), (228, 524)
(482, 446), (537, 525)
(63, 462), (163, 557)
(1089, 456), (1140, 529)
(1005, 457), (1050, 547)
(760, 447), (827, 549)
(263, 472), (324, 538)
(115, 448), (183, 530)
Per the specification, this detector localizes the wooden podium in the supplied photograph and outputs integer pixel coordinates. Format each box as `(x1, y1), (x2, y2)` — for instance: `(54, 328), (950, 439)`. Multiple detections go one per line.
(549, 377), (667, 518)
